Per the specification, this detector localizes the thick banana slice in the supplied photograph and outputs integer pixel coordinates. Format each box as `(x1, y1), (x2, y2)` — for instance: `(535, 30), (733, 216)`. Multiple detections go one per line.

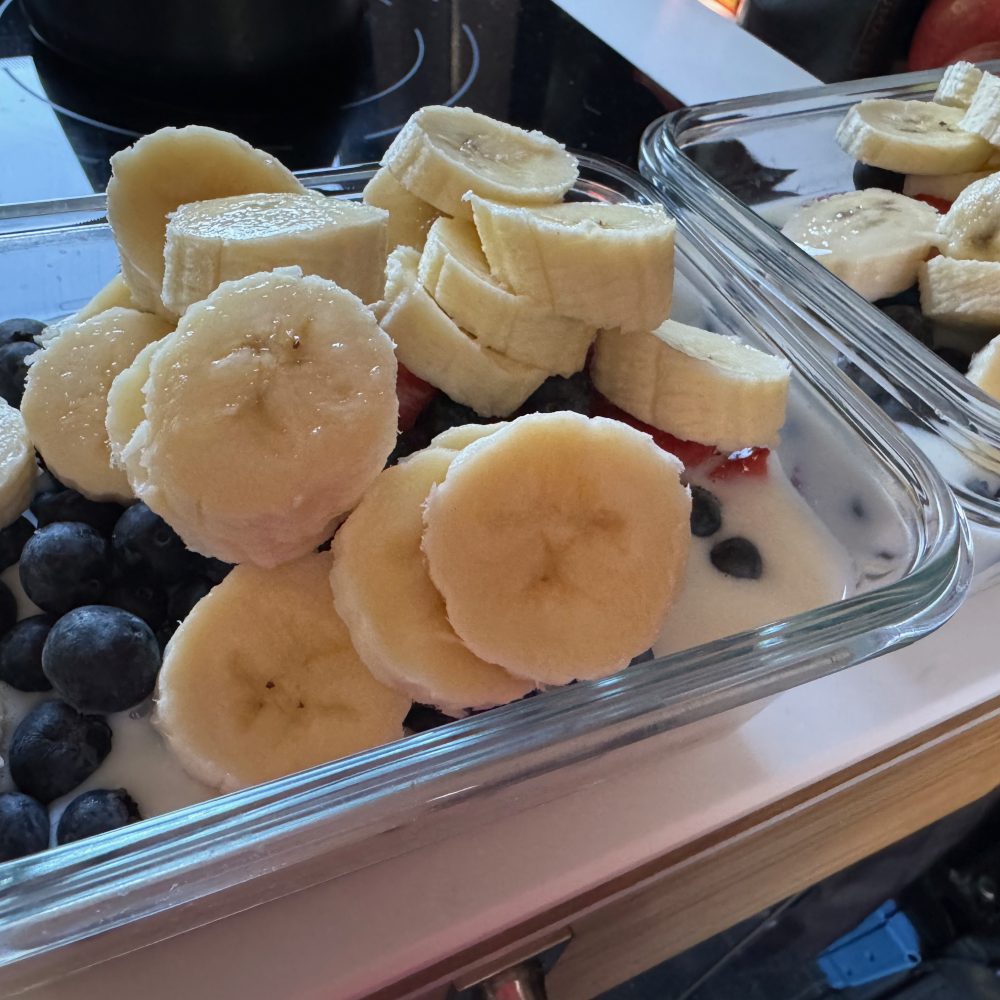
(106, 338), (163, 468)
(935, 62), (983, 108)
(379, 247), (547, 417)
(22, 307), (172, 502)
(836, 100), (991, 174)
(421, 412), (691, 684)
(123, 269), (398, 568)
(154, 551), (410, 792)
(780, 190), (940, 301)
(967, 333), (1000, 399)
(469, 196), (675, 333)
(107, 125), (306, 316)
(960, 72), (1000, 145)
(938, 172), (1000, 261)
(363, 166), (440, 251)
(331, 443), (534, 714)
(418, 218), (595, 375)
(903, 170), (990, 203)
(162, 192), (388, 316)
(0, 401), (36, 528)
(382, 106), (578, 219)
(919, 256), (1000, 326)
(592, 321), (790, 452)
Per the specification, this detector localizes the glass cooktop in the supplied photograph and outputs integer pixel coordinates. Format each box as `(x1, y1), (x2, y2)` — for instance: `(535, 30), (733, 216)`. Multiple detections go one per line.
(0, 0), (677, 204)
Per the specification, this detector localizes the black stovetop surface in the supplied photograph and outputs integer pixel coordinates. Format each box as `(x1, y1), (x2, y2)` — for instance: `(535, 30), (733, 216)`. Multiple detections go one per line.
(0, 0), (678, 200)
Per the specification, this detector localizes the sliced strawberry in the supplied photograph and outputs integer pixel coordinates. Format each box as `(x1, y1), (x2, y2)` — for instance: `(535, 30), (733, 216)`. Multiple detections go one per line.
(912, 193), (952, 214)
(708, 447), (770, 480)
(396, 363), (437, 433)
(590, 394), (717, 468)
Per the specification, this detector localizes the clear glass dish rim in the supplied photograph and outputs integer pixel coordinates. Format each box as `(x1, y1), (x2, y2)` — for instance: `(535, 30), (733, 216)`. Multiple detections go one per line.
(0, 154), (972, 989)
(641, 63), (1000, 526)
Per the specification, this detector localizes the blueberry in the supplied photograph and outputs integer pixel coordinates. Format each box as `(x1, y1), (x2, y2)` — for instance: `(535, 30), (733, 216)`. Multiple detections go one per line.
(0, 516), (34, 571)
(690, 485), (723, 537)
(166, 576), (211, 624)
(629, 648), (656, 666)
(0, 341), (40, 407)
(0, 615), (52, 691)
(710, 537), (763, 580)
(852, 161), (905, 193)
(42, 605), (161, 713)
(112, 503), (192, 583)
(935, 346), (970, 373)
(0, 578), (17, 636)
(19, 522), (111, 615)
(874, 285), (921, 310)
(0, 791), (49, 861)
(9, 700), (111, 804)
(404, 703), (457, 733)
(881, 304), (934, 347)
(519, 372), (593, 415)
(103, 575), (168, 630)
(0, 318), (45, 347)
(56, 788), (141, 846)
(188, 555), (233, 585)
(31, 488), (125, 537)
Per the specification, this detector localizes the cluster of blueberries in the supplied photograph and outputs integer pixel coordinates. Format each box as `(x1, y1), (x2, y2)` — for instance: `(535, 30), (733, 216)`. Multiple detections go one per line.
(0, 318), (231, 864)
(690, 485), (763, 580)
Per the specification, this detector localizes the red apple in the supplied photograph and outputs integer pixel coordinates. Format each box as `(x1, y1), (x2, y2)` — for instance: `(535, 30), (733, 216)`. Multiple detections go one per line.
(908, 0), (1000, 70)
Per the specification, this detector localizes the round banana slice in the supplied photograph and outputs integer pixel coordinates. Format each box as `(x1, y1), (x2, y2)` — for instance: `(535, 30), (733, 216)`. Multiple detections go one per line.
(592, 320), (791, 452)
(903, 170), (990, 203)
(107, 125), (306, 316)
(968, 333), (1000, 400)
(162, 192), (389, 316)
(0, 400), (36, 528)
(418, 218), (595, 376)
(836, 100), (991, 174)
(379, 247), (547, 417)
(123, 268), (398, 568)
(919, 256), (1000, 327)
(960, 72), (1000, 146)
(934, 62), (983, 109)
(468, 196), (675, 333)
(938, 173), (1000, 261)
(421, 412), (691, 684)
(22, 307), (173, 502)
(382, 106), (579, 219)
(780, 189), (940, 302)
(363, 166), (440, 251)
(331, 439), (534, 714)
(154, 551), (410, 792)
(106, 338), (164, 468)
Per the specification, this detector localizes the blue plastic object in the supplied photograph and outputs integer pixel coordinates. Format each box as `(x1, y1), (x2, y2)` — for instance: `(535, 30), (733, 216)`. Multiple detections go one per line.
(817, 900), (922, 989)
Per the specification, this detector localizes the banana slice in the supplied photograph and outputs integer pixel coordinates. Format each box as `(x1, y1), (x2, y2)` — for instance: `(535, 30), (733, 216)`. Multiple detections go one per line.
(919, 256), (1000, 326)
(379, 247), (547, 417)
(107, 125), (306, 316)
(106, 338), (164, 468)
(903, 170), (990, 203)
(331, 442), (535, 714)
(780, 189), (940, 301)
(22, 307), (172, 502)
(123, 268), (398, 568)
(429, 421), (508, 451)
(938, 172), (1000, 260)
(836, 100), (992, 174)
(592, 321), (790, 452)
(967, 333), (1000, 399)
(935, 62), (983, 108)
(418, 218), (595, 376)
(469, 196), (675, 333)
(161, 192), (388, 316)
(363, 166), (440, 251)
(382, 106), (578, 219)
(154, 550), (410, 792)
(0, 401), (36, 528)
(38, 273), (141, 347)
(960, 72), (1000, 146)
(421, 412), (691, 684)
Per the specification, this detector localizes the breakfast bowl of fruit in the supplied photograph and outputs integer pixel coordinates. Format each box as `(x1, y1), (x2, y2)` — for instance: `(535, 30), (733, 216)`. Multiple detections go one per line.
(643, 61), (1000, 526)
(0, 107), (969, 991)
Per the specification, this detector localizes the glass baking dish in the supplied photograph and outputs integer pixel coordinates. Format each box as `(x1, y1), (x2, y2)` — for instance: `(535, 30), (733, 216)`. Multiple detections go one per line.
(0, 155), (971, 994)
(641, 65), (1000, 526)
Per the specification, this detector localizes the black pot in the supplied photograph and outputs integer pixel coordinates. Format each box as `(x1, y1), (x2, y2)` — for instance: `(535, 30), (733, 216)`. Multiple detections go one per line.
(20, 0), (364, 96)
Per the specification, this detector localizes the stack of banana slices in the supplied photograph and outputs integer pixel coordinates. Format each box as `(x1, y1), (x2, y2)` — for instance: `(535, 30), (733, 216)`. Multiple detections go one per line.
(781, 62), (1000, 401)
(12, 105), (795, 793)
